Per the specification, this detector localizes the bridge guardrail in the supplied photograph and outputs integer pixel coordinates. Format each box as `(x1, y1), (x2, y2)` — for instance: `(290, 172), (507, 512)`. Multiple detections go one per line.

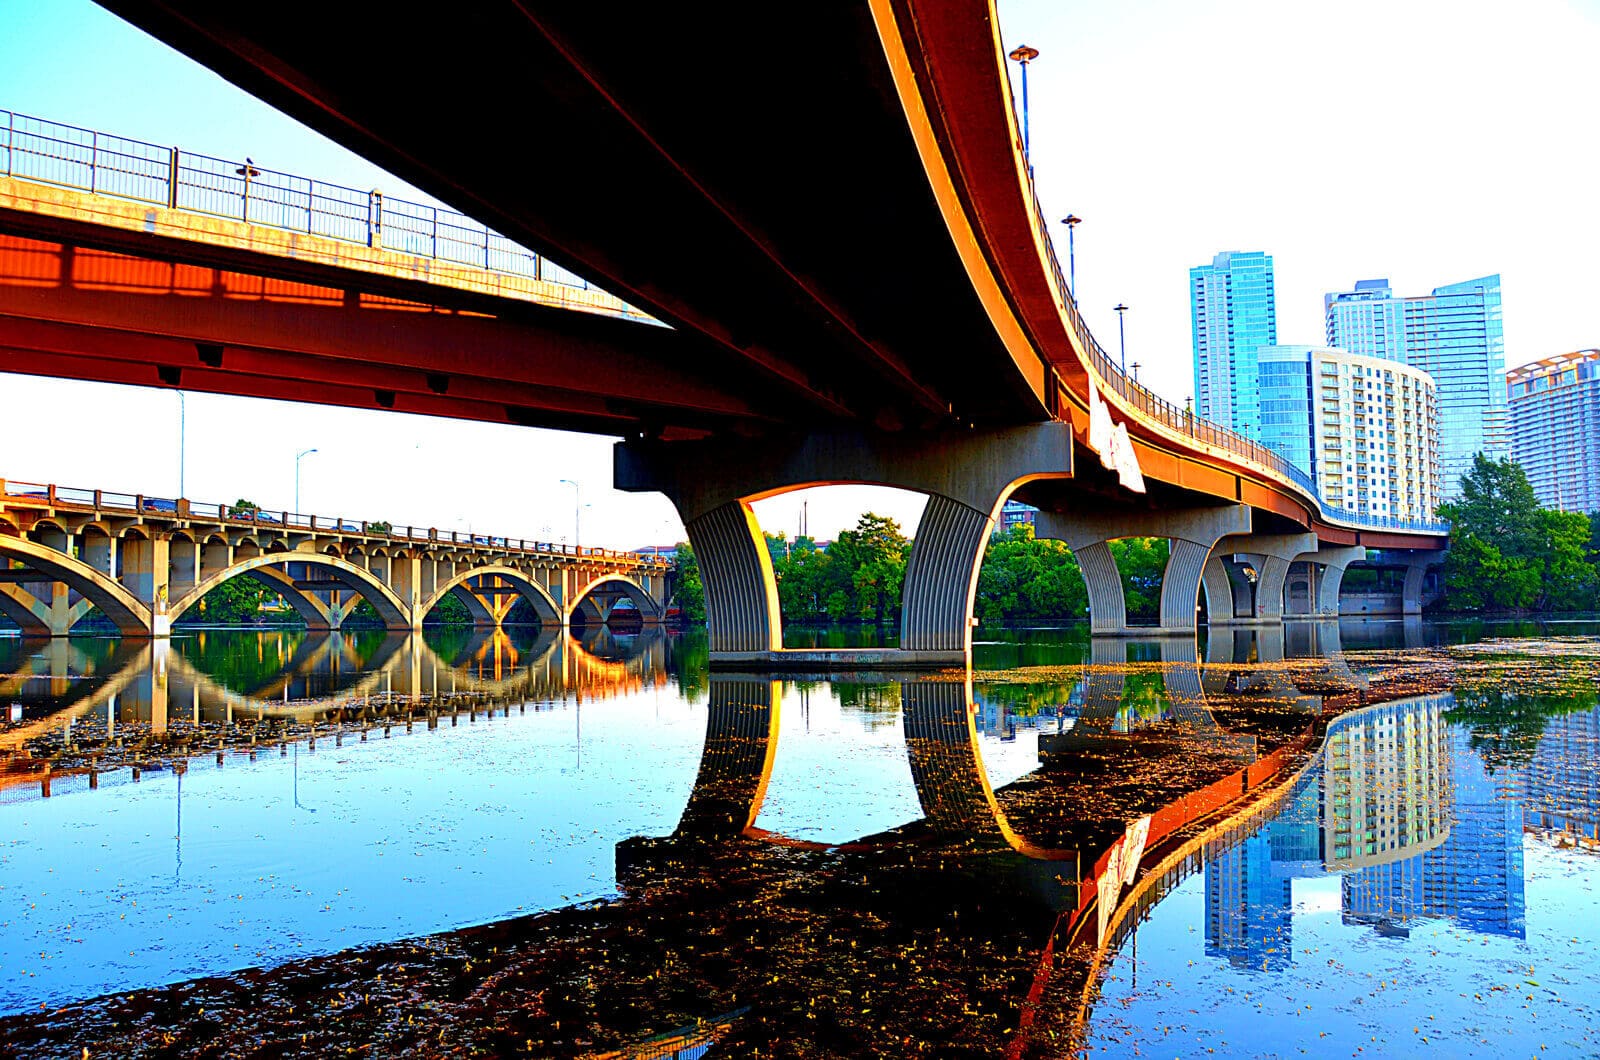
(0, 479), (671, 569)
(0, 108), (606, 297)
(1019, 156), (1448, 536)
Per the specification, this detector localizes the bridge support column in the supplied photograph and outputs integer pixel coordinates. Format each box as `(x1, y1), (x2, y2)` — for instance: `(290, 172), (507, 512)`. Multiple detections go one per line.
(120, 536), (171, 637)
(1205, 533), (1316, 626)
(1397, 554), (1446, 616)
(387, 556), (426, 632)
(683, 501), (782, 655)
(1035, 503), (1251, 636)
(616, 423), (1073, 668)
(1285, 546), (1365, 618)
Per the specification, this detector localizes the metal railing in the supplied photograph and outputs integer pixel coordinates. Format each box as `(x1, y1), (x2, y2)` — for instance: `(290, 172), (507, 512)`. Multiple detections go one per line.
(0, 107), (599, 290)
(0, 479), (670, 568)
(1018, 151), (1448, 535)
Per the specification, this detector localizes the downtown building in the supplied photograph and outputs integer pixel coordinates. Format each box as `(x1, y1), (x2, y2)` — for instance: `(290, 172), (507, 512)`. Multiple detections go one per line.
(1256, 345), (1441, 521)
(1506, 350), (1600, 512)
(1325, 276), (1508, 499)
(1191, 251), (1277, 438)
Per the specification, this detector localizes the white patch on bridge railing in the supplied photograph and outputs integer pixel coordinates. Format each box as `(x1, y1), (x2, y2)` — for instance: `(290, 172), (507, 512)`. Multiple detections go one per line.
(1096, 813), (1153, 944)
(1087, 381), (1147, 494)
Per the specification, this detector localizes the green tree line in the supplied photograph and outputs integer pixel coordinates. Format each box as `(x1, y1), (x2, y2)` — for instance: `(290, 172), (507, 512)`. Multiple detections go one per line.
(1438, 455), (1600, 612)
(672, 513), (1171, 626)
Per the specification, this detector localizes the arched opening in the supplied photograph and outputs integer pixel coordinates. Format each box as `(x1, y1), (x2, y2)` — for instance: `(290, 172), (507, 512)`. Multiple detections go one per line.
(570, 574), (661, 630)
(417, 566), (562, 628)
(169, 553), (410, 631)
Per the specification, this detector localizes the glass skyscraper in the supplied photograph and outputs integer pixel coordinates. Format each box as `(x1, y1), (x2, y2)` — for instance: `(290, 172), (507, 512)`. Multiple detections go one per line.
(1191, 251), (1277, 439)
(1325, 275), (1508, 499)
(1507, 350), (1600, 512)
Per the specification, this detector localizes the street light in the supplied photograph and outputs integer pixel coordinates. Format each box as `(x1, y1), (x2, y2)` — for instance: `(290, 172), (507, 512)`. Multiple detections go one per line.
(559, 479), (581, 553)
(294, 447), (318, 514)
(1007, 45), (1040, 157)
(1113, 303), (1129, 376)
(1131, 360), (1142, 385)
(1060, 215), (1082, 300)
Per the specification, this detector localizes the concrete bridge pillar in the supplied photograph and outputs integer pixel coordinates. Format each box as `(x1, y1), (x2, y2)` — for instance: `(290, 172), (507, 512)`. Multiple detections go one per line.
(119, 535), (171, 637)
(683, 500), (782, 654)
(387, 555), (425, 631)
(617, 423), (1073, 668)
(82, 534), (115, 580)
(1205, 533), (1316, 626)
(1285, 545), (1365, 618)
(1035, 503), (1251, 636)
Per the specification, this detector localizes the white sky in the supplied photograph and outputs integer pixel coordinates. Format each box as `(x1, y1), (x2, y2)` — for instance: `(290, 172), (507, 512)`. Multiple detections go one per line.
(1, 1), (1595, 546)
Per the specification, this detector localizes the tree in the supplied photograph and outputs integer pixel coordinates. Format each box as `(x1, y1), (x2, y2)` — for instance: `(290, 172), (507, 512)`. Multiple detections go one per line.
(186, 575), (268, 624)
(1109, 537), (1170, 623)
(1436, 456), (1600, 612)
(973, 524), (1087, 623)
(826, 513), (909, 623)
(1437, 456), (1547, 612)
(673, 541), (705, 624)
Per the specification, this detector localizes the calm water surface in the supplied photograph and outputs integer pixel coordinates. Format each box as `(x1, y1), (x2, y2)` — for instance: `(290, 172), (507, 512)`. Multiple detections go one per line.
(0, 618), (1597, 1056)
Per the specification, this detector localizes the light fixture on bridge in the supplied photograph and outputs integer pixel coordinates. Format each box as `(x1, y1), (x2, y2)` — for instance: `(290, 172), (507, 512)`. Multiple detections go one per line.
(294, 448), (319, 516)
(1113, 303), (1130, 377)
(1007, 45), (1040, 158)
(1060, 214), (1082, 300)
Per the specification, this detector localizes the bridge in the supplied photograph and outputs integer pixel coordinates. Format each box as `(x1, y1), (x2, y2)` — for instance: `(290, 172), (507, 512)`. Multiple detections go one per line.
(0, 477), (669, 637)
(2, 2), (1449, 667)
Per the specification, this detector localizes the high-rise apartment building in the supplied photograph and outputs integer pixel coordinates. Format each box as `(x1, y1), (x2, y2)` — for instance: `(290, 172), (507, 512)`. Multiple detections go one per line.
(1191, 251), (1276, 438)
(1325, 275), (1507, 498)
(1256, 345), (1440, 520)
(1507, 350), (1600, 512)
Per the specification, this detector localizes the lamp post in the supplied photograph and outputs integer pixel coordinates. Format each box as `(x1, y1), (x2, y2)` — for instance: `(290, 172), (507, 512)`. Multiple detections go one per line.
(560, 479), (581, 553)
(1007, 45), (1040, 157)
(1113, 303), (1129, 376)
(1060, 214), (1082, 299)
(294, 447), (318, 514)
(1131, 361), (1142, 385)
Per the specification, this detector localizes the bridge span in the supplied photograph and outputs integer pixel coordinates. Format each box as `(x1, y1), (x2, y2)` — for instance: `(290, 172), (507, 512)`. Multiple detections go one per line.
(7, 3), (1450, 667)
(0, 478), (669, 637)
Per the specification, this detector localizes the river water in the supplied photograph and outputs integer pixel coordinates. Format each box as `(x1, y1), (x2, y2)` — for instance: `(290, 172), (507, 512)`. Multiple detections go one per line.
(0, 618), (1597, 1057)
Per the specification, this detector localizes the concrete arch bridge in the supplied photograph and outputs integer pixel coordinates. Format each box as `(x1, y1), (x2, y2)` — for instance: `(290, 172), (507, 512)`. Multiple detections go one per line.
(0, 479), (669, 638)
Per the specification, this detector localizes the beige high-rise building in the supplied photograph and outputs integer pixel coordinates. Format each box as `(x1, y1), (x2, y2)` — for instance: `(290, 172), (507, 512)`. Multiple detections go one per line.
(1308, 348), (1441, 521)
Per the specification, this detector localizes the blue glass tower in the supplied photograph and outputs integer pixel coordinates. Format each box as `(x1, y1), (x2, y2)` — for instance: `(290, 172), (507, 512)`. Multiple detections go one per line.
(1325, 275), (1507, 499)
(1191, 251), (1277, 439)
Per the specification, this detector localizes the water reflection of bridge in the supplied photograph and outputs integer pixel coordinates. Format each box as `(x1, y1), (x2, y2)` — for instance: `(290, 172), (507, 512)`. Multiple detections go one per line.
(2, 624), (1468, 1057)
(0, 627), (675, 780)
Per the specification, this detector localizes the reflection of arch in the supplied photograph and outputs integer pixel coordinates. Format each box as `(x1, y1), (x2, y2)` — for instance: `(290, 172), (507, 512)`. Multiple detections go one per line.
(571, 574), (661, 625)
(417, 565), (562, 627)
(901, 679), (1075, 860)
(169, 552), (410, 630)
(0, 535), (150, 634)
(0, 642), (154, 750)
(674, 678), (782, 838)
(1044, 637), (1259, 762)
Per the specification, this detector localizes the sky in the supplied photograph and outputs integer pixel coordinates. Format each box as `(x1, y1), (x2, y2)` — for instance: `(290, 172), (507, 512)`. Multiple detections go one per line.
(1, 1), (1595, 547)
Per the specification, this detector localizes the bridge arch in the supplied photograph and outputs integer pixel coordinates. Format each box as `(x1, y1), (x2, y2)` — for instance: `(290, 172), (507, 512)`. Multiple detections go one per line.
(168, 552), (411, 630)
(571, 573), (661, 626)
(0, 534), (150, 635)
(416, 565), (563, 627)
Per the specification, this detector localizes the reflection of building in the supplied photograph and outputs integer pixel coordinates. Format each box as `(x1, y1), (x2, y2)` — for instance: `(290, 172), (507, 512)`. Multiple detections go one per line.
(1342, 726), (1525, 939)
(1516, 707), (1600, 841)
(1323, 695), (1450, 870)
(1205, 832), (1292, 970)
(1507, 350), (1600, 513)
